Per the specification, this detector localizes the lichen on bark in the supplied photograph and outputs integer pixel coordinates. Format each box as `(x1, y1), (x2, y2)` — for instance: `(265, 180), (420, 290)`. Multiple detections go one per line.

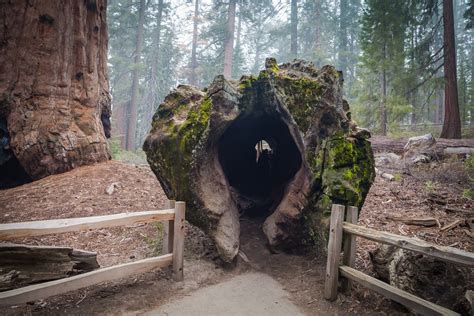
(144, 58), (375, 262)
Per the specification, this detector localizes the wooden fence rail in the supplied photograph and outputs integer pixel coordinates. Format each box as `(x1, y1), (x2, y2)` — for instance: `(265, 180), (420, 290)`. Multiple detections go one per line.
(0, 200), (185, 306)
(324, 204), (474, 316)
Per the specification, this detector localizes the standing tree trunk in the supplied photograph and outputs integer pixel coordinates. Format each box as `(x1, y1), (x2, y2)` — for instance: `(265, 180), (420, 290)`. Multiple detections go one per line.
(189, 0), (199, 86)
(410, 24), (417, 126)
(235, 9), (242, 50)
(0, 0), (111, 185)
(380, 44), (388, 136)
(126, 0), (146, 150)
(290, 0), (298, 57)
(471, 38), (474, 125)
(149, 0), (164, 100)
(139, 0), (164, 146)
(338, 0), (348, 76)
(314, 0), (322, 66)
(440, 0), (461, 138)
(223, 0), (236, 79)
(435, 89), (444, 124)
(232, 7), (243, 77)
(252, 28), (262, 74)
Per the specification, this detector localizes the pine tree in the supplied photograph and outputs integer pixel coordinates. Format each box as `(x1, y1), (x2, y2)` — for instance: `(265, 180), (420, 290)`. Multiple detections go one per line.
(359, 0), (409, 135)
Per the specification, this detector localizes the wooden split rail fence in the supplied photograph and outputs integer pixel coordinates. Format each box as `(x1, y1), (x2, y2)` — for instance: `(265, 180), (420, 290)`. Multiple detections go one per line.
(0, 200), (185, 306)
(324, 204), (474, 316)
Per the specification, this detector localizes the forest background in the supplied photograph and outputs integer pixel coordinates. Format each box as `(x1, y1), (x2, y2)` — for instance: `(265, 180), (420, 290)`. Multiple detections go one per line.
(106, 0), (474, 156)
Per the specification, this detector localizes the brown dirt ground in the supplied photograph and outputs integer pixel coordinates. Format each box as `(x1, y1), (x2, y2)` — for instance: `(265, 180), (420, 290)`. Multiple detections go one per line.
(0, 147), (472, 315)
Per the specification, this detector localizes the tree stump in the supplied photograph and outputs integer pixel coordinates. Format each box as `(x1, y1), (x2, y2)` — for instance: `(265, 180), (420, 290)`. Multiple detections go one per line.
(144, 58), (376, 262)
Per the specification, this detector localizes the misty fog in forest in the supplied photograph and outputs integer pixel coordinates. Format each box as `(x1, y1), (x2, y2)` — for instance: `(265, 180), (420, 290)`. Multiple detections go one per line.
(107, 0), (474, 153)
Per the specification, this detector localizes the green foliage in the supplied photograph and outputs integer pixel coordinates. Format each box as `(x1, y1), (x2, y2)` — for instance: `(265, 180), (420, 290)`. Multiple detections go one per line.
(142, 222), (164, 256)
(464, 0), (474, 29)
(465, 155), (474, 170)
(462, 188), (473, 199)
(108, 138), (122, 160)
(424, 180), (438, 194)
(108, 0), (181, 149)
(354, 0), (409, 132)
(393, 173), (402, 182)
(106, 0), (473, 141)
(464, 155), (474, 182)
(108, 138), (147, 164)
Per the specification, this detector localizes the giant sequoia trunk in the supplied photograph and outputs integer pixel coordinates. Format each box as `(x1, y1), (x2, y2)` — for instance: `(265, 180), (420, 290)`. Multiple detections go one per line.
(0, 0), (111, 188)
(144, 58), (375, 262)
(441, 0), (462, 139)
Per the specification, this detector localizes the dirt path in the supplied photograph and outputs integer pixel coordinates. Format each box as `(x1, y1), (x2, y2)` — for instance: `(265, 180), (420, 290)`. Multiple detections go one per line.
(147, 272), (305, 316)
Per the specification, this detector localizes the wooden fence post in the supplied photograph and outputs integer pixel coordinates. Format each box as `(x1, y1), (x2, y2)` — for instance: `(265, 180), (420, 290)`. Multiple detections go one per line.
(324, 204), (345, 301)
(172, 201), (185, 281)
(162, 200), (175, 254)
(342, 206), (358, 293)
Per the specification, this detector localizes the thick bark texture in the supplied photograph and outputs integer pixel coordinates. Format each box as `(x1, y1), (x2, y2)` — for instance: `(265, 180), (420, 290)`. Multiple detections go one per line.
(440, 0), (462, 139)
(0, 0), (111, 187)
(223, 0), (236, 79)
(144, 58), (375, 262)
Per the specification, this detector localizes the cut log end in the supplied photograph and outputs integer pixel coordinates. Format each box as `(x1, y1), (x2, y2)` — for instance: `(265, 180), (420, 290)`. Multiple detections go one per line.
(0, 244), (99, 292)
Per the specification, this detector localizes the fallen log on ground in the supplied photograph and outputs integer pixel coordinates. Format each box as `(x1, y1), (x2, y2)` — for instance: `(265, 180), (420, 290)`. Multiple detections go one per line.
(386, 216), (438, 227)
(0, 244), (99, 291)
(441, 220), (464, 232)
(375, 168), (395, 181)
(370, 136), (474, 155)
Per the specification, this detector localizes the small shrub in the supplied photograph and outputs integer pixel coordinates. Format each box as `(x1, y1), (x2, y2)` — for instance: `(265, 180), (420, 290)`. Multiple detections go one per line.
(143, 222), (164, 255)
(465, 155), (474, 170)
(107, 138), (147, 164)
(462, 188), (473, 200)
(108, 138), (122, 160)
(424, 180), (438, 194)
(464, 155), (474, 182)
(393, 173), (402, 182)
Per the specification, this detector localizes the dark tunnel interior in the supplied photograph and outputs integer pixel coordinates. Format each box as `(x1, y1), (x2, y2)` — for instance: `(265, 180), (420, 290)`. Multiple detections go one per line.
(0, 119), (31, 190)
(218, 113), (302, 217)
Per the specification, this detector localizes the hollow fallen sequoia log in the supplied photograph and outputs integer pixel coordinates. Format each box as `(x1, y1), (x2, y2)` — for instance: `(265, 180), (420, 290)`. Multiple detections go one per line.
(144, 58), (376, 262)
(0, 244), (99, 291)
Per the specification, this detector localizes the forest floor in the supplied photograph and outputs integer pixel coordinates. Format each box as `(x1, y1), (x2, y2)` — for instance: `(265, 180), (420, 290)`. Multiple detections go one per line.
(0, 137), (473, 315)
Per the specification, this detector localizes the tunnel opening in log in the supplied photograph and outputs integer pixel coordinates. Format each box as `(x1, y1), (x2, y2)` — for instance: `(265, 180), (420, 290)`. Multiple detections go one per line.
(217, 112), (302, 218)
